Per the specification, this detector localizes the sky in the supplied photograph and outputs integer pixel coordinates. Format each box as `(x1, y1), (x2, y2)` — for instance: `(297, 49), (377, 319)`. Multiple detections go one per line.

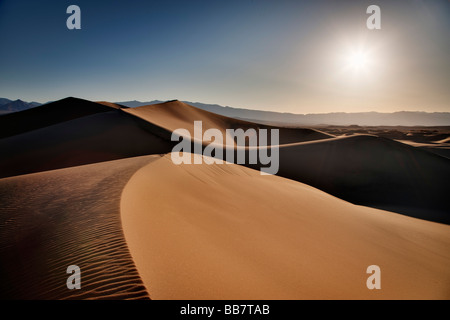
(0, 0), (448, 113)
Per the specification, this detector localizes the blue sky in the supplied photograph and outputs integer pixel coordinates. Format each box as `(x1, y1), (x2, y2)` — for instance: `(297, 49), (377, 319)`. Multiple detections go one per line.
(0, 0), (448, 113)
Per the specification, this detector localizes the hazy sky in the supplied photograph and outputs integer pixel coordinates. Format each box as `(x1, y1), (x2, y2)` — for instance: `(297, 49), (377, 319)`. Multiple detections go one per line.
(0, 0), (448, 113)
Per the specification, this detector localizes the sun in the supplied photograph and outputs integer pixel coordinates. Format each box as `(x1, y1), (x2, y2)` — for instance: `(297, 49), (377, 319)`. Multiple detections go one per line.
(345, 49), (371, 72)
(336, 44), (377, 79)
(349, 52), (368, 68)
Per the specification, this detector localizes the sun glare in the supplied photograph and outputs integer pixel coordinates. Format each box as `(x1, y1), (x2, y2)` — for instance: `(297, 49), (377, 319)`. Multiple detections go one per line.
(345, 50), (371, 73)
(347, 50), (370, 71)
(349, 52), (368, 67)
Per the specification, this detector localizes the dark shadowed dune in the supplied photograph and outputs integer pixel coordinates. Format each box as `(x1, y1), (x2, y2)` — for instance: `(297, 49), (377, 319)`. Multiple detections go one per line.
(270, 135), (450, 224)
(420, 146), (450, 159)
(0, 109), (173, 179)
(0, 97), (115, 139)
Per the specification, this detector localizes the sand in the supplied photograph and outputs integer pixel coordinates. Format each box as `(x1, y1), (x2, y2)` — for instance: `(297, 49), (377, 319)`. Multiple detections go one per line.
(95, 101), (128, 109)
(0, 97), (115, 139)
(395, 140), (450, 159)
(121, 153), (450, 299)
(0, 110), (173, 179)
(123, 101), (450, 223)
(0, 155), (160, 299)
(124, 100), (333, 146)
(316, 125), (450, 159)
(1, 97), (449, 300)
(271, 135), (450, 224)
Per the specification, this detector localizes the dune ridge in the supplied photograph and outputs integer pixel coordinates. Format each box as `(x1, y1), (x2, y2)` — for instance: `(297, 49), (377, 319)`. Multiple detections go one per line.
(95, 101), (128, 109)
(0, 155), (159, 299)
(0, 97), (116, 139)
(0, 110), (173, 179)
(273, 134), (450, 224)
(121, 153), (450, 299)
(124, 100), (333, 146)
(122, 100), (450, 223)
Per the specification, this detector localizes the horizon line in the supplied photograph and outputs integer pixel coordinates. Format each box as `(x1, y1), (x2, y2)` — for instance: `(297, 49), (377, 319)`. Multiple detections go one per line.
(1, 95), (449, 115)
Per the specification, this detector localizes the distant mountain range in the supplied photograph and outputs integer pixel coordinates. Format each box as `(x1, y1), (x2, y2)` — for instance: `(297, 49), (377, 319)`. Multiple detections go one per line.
(1, 97), (449, 126)
(0, 99), (41, 114)
(116, 100), (450, 127)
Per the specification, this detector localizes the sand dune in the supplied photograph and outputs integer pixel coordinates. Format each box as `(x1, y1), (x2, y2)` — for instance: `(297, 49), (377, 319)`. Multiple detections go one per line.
(271, 135), (450, 224)
(0, 155), (160, 299)
(121, 153), (450, 299)
(0, 109), (173, 178)
(317, 125), (450, 160)
(96, 101), (128, 109)
(420, 146), (450, 159)
(0, 97), (115, 139)
(2, 98), (446, 223)
(436, 137), (450, 144)
(395, 140), (450, 159)
(124, 101), (450, 224)
(124, 100), (333, 146)
(1, 97), (449, 300)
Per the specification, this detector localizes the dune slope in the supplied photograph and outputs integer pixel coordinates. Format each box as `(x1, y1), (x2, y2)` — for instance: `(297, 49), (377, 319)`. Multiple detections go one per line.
(0, 110), (173, 178)
(273, 135), (450, 224)
(96, 101), (129, 109)
(0, 97), (115, 139)
(121, 154), (450, 299)
(0, 155), (159, 299)
(124, 100), (333, 145)
(124, 101), (450, 223)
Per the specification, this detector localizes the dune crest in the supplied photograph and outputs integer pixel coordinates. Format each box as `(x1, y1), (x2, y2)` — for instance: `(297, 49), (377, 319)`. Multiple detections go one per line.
(0, 109), (173, 179)
(121, 153), (450, 299)
(124, 100), (333, 146)
(0, 97), (116, 139)
(274, 134), (450, 223)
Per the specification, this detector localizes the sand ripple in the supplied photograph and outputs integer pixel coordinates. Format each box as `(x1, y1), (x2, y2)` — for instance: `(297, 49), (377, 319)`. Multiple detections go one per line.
(0, 155), (159, 299)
